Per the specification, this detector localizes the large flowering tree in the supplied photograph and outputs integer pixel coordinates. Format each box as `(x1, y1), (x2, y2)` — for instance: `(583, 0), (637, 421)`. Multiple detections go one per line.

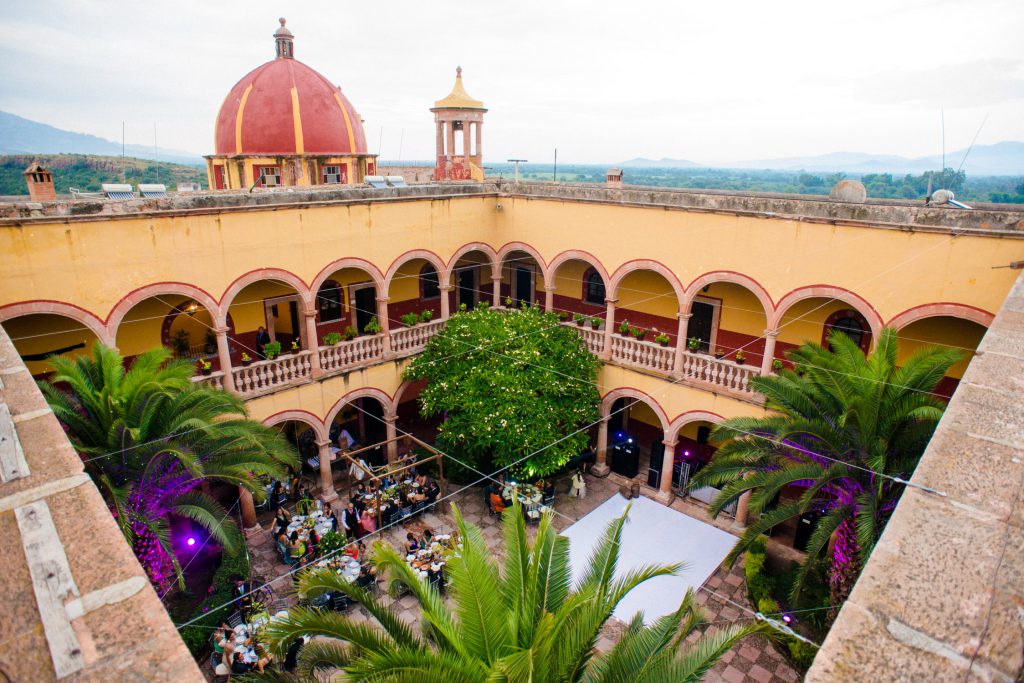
(690, 328), (959, 607)
(41, 343), (298, 590)
(403, 304), (600, 478)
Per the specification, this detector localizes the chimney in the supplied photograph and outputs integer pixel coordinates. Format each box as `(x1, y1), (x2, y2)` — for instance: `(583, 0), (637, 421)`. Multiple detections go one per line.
(606, 168), (623, 189)
(24, 162), (56, 202)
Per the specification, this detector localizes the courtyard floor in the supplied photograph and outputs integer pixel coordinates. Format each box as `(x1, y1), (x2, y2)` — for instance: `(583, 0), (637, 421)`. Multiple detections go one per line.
(236, 471), (800, 682)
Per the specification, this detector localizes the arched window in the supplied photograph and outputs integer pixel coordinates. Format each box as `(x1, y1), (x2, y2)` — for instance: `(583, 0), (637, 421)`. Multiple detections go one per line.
(823, 309), (871, 353)
(583, 268), (606, 305)
(317, 280), (343, 322)
(420, 264), (440, 299)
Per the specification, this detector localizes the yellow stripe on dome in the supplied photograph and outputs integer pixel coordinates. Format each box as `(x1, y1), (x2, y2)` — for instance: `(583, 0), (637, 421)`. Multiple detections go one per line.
(290, 87), (305, 155)
(334, 93), (357, 153)
(235, 84), (253, 154)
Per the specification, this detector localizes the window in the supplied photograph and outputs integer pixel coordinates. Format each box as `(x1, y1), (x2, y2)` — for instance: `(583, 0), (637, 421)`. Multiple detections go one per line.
(420, 264), (440, 299)
(823, 309), (871, 352)
(583, 269), (606, 305)
(322, 165), (346, 184)
(317, 281), (343, 322)
(254, 165), (280, 187)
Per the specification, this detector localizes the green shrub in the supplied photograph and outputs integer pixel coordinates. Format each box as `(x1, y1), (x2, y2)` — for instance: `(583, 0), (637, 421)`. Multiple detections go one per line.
(179, 545), (251, 656)
(788, 639), (817, 668)
(420, 309), (434, 322)
(322, 331), (342, 346)
(319, 531), (346, 556)
(401, 313), (420, 327)
(262, 341), (281, 359)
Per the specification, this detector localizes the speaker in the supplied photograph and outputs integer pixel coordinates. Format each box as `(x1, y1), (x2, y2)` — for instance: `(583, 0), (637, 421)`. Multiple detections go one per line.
(649, 439), (666, 472)
(647, 467), (661, 488)
(611, 442), (639, 478)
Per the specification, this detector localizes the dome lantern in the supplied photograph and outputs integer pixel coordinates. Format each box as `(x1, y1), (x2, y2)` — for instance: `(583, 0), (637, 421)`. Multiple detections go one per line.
(274, 17), (294, 59)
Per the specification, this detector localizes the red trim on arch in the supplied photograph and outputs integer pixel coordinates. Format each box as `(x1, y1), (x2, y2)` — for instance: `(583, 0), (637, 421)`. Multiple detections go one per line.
(219, 268), (311, 310)
(107, 281), (221, 328)
(383, 249), (447, 288)
(548, 249), (611, 287)
(600, 386), (670, 432)
(0, 300), (111, 345)
(324, 387), (396, 426)
(263, 409), (328, 441)
(683, 270), (774, 315)
(607, 259), (686, 310)
(772, 284), (883, 336)
(887, 302), (995, 330)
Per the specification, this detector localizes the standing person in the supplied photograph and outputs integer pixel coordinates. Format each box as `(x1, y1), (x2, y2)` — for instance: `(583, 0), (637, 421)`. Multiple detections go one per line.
(255, 326), (271, 359)
(342, 501), (362, 541)
(325, 504), (339, 533)
(233, 575), (253, 616)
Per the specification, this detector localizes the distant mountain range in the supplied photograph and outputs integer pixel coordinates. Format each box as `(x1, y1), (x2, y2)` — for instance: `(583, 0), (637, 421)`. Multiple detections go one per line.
(622, 141), (1024, 176)
(0, 111), (204, 167)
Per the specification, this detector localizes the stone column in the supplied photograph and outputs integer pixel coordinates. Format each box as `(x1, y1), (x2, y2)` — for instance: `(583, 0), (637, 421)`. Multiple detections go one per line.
(385, 414), (398, 463)
(592, 416), (611, 476)
(377, 296), (392, 358)
(475, 121), (482, 159)
(544, 285), (556, 313)
(760, 329), (779, 376)
(214, 326), (236, 393)
(601, 298), (617, 361)
(239, 486), (260, 532)
(439, 284), (452, 320)
(436, 120), (444, 157)
(656, 438), (678, 505)
(491, 274), (502, 307)
(303, 308), (324, 379)
(672, 313), (692, 378)
(316, 438), (338, 503)
(446, 122), (455, 165)
(734, 490), (752, 528)
(464, 122), (472, 166)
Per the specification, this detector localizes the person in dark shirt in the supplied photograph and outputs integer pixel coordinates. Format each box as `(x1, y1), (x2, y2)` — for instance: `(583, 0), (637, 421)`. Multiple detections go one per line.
(231, 651), (252, 675)
(255, 326), (271, 359)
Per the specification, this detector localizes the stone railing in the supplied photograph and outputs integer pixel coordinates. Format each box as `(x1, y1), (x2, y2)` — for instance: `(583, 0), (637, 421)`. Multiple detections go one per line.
(232, 351), (313, 397)
(609, 334), (675, 373)
(190, 370), (225, 390)
(678, 352), (758, 395)
(390, 319), (445, 359)
(561, 322), (606, 354)
(318, 334), (385, 375)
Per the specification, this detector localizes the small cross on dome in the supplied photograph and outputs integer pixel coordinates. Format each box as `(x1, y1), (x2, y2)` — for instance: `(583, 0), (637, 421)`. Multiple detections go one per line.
(456, 66), (462, 77)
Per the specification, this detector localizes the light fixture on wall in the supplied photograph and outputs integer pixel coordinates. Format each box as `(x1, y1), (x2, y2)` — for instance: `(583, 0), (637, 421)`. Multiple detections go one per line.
(183, 300), (200, 317)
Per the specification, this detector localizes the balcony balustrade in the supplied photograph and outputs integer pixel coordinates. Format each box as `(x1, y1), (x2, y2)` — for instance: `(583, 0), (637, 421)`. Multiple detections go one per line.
(232, 350), (313, 397)
(678, 351), (759, 396)
(318, 334), (385, 375)
(560, 322), (606, 354)
(389, 319), (445, 359)
(609, 333), (675, 373)
(190, 370), (225, 390)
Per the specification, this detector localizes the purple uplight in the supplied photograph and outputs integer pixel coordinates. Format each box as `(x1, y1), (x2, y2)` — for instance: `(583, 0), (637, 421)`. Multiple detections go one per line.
(187, 537), (196, 547)
(781, 613), (793, 624)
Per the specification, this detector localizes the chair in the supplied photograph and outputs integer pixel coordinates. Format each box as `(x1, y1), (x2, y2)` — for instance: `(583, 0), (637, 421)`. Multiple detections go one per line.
(227, 611), (244, 628)
(330, 593), (353, 611)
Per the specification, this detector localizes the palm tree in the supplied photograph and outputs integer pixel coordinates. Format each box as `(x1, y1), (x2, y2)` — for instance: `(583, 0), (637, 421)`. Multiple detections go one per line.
(252, 502), (767, 682)
(40, 342), (298, 589)
(691, 327), (960, 606)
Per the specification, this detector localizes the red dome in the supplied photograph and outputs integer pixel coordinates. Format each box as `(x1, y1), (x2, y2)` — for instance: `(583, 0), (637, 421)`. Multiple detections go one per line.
(214, 56), (368, 156)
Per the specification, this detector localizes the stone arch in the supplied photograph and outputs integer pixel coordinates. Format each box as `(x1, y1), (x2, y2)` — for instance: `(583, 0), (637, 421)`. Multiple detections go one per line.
(392, 378), (427, 408)
(607, 259), (686, 311)
(107, 282), (221, 341)
(887, 303), (995, 331)
(0, 301), (113, 347)
(311, 258), (386, 300)
(325, 386), (397, 426)
(600, 387), (670, 433)
(548, 249), (612, 289)
(682, 271), (774, 318)
(770, 285), (883, 341)
(384, 250), (448, 290)
(218, 268), (312, 325)
(666, 410), (725, 443)
(263, 410), (328, 442)
(444, 242), (499, 284)
(496, 241), (551, 282)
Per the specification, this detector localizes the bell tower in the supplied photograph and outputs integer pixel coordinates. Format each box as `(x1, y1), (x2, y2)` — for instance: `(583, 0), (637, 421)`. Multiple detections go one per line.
(431, 67), (487, 181)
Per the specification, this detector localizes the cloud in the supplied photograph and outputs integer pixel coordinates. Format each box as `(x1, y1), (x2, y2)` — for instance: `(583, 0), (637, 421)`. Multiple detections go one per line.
(850, 59), (1024, 108)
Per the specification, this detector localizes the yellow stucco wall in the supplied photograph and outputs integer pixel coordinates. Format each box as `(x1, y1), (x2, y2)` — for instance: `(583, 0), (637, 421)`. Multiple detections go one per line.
(897, 317), (987, 379)
(2, 314), (98, 375)
(703, 282), (768, 336)
(616, 270), (678, 318)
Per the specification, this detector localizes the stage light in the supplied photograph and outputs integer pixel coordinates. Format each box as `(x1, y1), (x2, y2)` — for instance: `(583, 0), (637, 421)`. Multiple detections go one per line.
(781, 613), (793, 624)
(627, 438), (633, 444)
(616, 433), (624, 439)
(683, 450), (690, 456)
(187, 537), (196, 547)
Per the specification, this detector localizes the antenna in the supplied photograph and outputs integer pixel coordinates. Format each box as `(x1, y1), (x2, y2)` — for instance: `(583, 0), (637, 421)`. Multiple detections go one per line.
(397, 128), (404, 164)
(940, 109), (946, 189)
(955, 113), (989, 176)
(377, 126), (384, 158)
(553, 148), (558, 183)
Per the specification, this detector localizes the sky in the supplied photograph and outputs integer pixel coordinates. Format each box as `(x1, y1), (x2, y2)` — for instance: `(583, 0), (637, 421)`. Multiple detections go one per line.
(1, 0), (1023, 164)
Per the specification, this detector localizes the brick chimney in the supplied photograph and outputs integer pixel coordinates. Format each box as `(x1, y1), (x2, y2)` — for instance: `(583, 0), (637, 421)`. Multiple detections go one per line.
(606, 168), (623, 189)
(24, 162), (56, 202)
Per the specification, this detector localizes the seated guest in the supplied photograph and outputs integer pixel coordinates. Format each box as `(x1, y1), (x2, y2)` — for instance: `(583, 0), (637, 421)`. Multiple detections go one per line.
(422, 528), (434, 545)
(276, 528), (290, 547)
(289, 531), (306, 561)
(284, 638), (303, 672)
(272, 508), (291, 534)
(424, 480), (440, 504)
(268, 481), (283, 513)
(231, 651), (253, 675)
(489, 490), (506, 515)
(404, 532), (419, 554)
(338, 428), (359, 451)
(215, 635), (235, 677)
(307, 530), (321, 560)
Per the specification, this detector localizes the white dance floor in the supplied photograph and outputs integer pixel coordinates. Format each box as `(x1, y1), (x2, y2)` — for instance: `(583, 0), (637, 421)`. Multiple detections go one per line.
(561, 493), (737, 624)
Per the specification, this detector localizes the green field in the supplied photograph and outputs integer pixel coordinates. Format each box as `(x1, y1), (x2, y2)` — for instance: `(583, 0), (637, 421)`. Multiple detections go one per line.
(0, 154), (206, 195)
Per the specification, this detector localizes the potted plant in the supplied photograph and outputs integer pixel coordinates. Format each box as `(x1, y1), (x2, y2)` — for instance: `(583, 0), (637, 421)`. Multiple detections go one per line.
(714, 347), (725, 360)
(735, 350), (746, 365)
(557, 311), (568, 321)
(687, 336), (701, 353)
(505, 297), (513, 307)
(590, 317), (602, 330)
(420, 309), (434, 323)
(196, 359), (212, 376)
(772, 358), (784, 373)
(631, 326), (647, 341)
(401, 312), (420, 327)
(573, 313), (587, 326)
(240, 352), (252, 366)
(654, 331), (671, 347)
(479, 300), (490, 309)
(263, 341), (281, 360)
(618, 319), (631, 336)
(170, 329), (191, 358)
(459, 303), (468, 313)
(364, 316), (382, 335)
(290, 339), (301, 354)
(342, 326), (357, 341)
(322, 331), (342, 346)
